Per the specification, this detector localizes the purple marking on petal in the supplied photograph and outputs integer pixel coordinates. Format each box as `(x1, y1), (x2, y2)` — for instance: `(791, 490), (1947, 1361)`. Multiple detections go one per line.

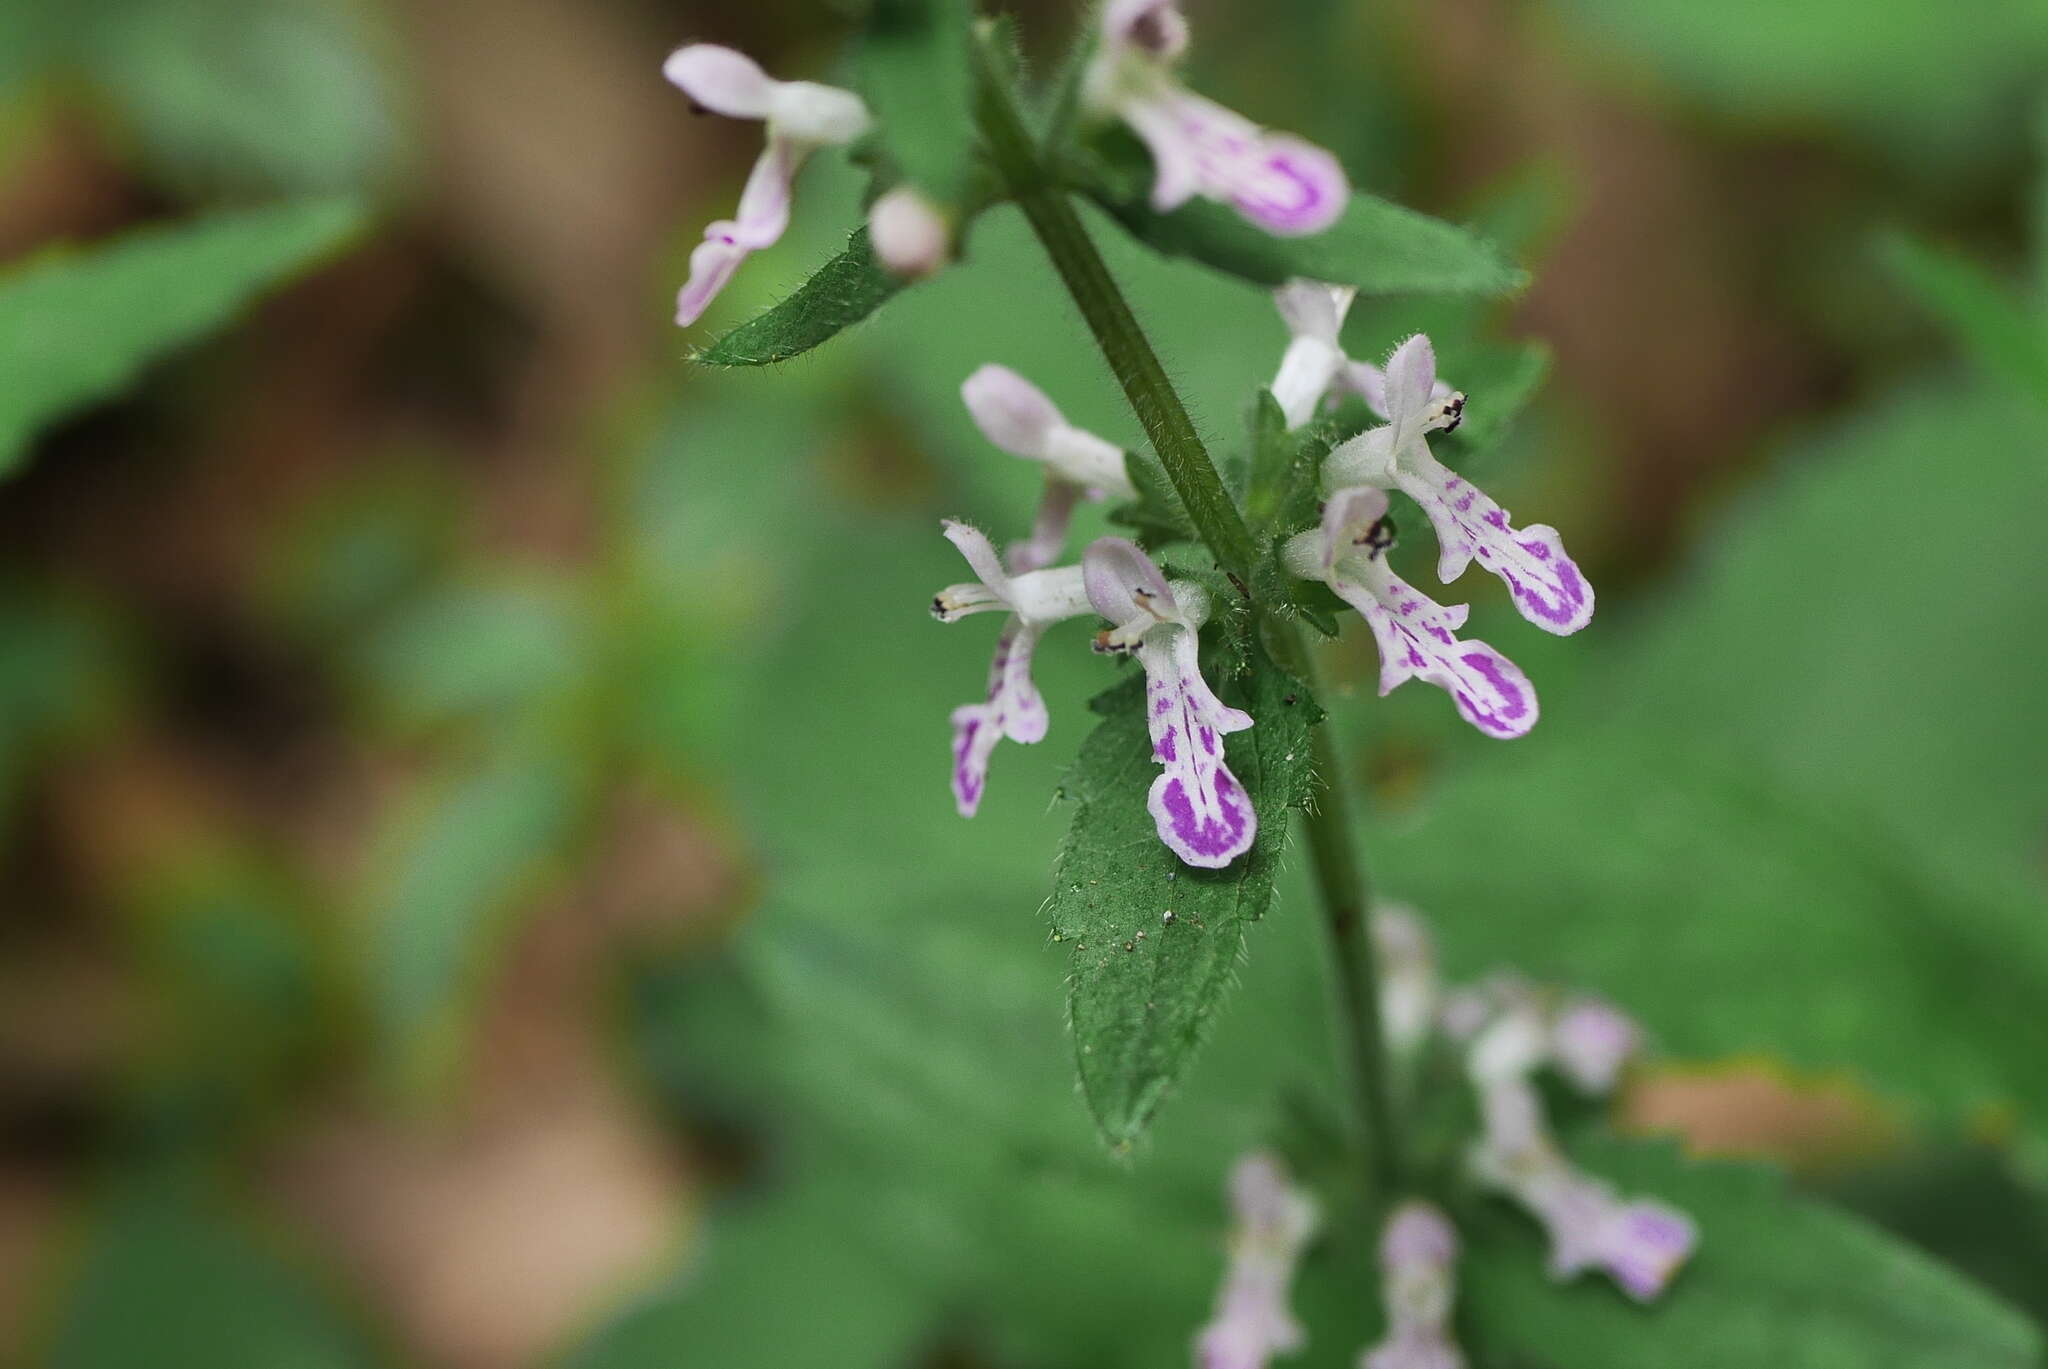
(945, 616), (1050, 817)
(1397, 452), (1594, 635)
(949, 703), (1000, 816)
(1229, 137), (1347, 237)
(1136, 631), (1257, 868)
(1332, 563), (1538, 738)
(1598, 1202), (1697, 1302)
(1121, 91), (1348, 238)
(1450, 645), (1536, 739)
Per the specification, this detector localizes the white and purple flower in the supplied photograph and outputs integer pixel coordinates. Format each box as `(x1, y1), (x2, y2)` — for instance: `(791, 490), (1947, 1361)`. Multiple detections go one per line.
(932, 522), (1096, 816)
(1283, 486), (1536, 739)
(1084, 538), (1256, 868)
(1469, 1077), (1698, 1302)
(1269, 281), (1455, 429)
(1084, 0), (1347, 237)
(664, 45), (873, 326)
(1195, 1152), (1320, 1369)
(1361, 1201), (1466, 1369)
(1323, 335), (1592, 635)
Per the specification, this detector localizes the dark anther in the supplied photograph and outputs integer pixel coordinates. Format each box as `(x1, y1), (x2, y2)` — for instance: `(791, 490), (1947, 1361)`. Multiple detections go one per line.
(1441, 393), (1466, 433)
(1226, 571), (1251, 599)
(1129, 8), (1172, 53)
(1363, 516), (1397, 558)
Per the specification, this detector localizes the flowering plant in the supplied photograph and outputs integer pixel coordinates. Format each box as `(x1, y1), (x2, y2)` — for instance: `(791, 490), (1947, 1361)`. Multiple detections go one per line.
(654, 3), (2048, 1367)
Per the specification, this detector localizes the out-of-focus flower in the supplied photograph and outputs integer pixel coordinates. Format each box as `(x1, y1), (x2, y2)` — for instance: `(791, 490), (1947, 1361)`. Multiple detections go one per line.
(1084, 538), (1256, 868)
(1373, 905), (1443, 1055)
(1283, 487), (1536, 738)
(932, 522), (1096, 815)
(664, 45), (872, 325)
(961, 365), (1136, 499)
(1361, 1201), (1465, 1369)
(1083, 0), (1347, 236)
(1324, 336), (1592, 635)
(1550, 996), (1641, 1095)
(1470, 1077), (1697, 1302)
(869, 184), (951, 279)
(1195, 1152), (1320, 1369)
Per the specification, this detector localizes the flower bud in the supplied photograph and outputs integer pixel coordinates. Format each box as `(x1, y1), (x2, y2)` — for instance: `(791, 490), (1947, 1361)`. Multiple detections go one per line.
(869, 185), (950, 279)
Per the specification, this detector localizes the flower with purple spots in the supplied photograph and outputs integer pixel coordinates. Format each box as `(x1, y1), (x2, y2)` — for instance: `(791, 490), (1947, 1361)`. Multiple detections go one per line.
(932, 522), (1096, 816)
(1083, 0), (1348, 237)
(1083, 537), (1257, 869)
(1269, 281), (1457, 429)
(1361, 1201), (1467, 1369)
(1283, 486), (1537, 739)
(1194, 1152), (1320, 1369)
(1323, 335), (1593, 635)
(664, 45), (872, 326)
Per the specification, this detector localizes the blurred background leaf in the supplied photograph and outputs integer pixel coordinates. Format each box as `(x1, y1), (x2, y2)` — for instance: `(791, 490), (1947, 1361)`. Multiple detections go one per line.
(0, 197), (366, 476)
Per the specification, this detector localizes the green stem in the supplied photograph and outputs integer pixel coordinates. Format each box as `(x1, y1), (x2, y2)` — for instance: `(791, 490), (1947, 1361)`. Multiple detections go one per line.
(971, 36), (1403, 1193)
(1276, 624), (1404, 1194)
(970, 32), (1259, 579)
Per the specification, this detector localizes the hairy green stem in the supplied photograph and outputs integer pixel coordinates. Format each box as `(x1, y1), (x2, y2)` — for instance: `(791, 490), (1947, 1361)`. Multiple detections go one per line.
(1279, 625), (1404, 1194)
(970, 32), (1259, 579)
(971, 36), (1403, 1192)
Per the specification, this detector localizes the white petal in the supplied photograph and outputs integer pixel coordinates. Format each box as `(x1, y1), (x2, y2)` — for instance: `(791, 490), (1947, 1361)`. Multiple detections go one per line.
(765, 80), (872, 145)
(1081, 535), (1181, 631)
(961, 364), (1064, 458)
(1382, 334), (1440, 434)
(1274, 278), (1351, 343)
(664, 45), (776, 120)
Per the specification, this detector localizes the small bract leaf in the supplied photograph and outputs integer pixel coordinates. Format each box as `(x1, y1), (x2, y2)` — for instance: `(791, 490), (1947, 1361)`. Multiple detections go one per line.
(695, 227), (906, 367)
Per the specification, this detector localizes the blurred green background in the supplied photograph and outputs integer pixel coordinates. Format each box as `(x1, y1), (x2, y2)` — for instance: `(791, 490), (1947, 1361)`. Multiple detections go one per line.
(3, 0), (2047, 1365)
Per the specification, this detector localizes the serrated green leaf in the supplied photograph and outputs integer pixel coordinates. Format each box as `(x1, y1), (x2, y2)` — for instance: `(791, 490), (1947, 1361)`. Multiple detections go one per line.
(1049, 656), (1317, 1149)
(1878, 232), (2048, 407)
(1462, 1138), (2042, 1369)
(859, 0), (976, 210)
(0, 196), (366, 476)
(1074, 144), (1524, 297)
(694, 227), (906, 366)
